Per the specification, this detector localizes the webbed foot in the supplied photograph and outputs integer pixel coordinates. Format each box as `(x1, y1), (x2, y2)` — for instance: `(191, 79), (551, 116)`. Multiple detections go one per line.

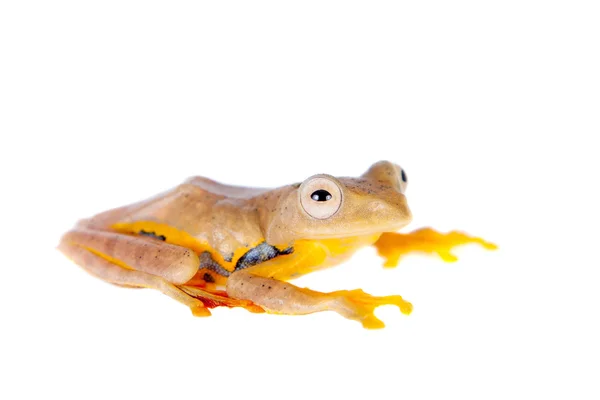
(329, 289), (413, 329)
(375, 228), (497, 267)
(181, 285), (265, 314)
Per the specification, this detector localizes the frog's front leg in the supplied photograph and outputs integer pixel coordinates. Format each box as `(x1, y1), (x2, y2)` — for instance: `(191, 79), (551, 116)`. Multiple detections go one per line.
(374, 228), (497, 267)
(227, 270), (412, 329)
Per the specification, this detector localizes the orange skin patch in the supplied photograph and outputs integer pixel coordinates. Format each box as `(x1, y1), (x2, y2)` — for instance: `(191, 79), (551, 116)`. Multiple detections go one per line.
(375, 228), (498, 267)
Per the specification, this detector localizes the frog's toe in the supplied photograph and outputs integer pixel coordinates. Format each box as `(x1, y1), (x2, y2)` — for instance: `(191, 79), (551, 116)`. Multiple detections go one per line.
(381, 253), (402, 268)
(477, 238), (498, 251)
(362, 314), (386, 329)
(448, 231), (498, 251)
(190, 304), (212, 317)
(333, 289), (412, 329)
(437, 249), (459, 263)
(386, 294), (414, 315)
(438, 233), (497, 261)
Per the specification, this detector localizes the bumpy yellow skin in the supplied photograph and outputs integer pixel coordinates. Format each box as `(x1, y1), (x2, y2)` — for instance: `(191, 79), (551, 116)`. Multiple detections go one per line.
(58, 161), (496, 328)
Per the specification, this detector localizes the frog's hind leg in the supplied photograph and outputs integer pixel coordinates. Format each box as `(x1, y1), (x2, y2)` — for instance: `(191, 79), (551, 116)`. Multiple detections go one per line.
(178, 285), (265, 313)
(58, 229), (210, 316)
(374, 228), (498, 267)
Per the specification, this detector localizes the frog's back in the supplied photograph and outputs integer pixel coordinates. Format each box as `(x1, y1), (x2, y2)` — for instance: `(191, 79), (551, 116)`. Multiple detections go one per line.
(80, 176), (268, 257)
(184, 176), (270, 199)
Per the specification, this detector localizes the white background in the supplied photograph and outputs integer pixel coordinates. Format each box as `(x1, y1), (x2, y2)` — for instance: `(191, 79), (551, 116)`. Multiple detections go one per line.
(1, 1), (599, 399)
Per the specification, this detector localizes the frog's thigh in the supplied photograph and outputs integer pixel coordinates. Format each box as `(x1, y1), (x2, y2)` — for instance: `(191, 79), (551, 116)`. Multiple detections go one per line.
(60, 229), (200, 284)
(58, 240), (208, 315)
(59, 229), (209, 315)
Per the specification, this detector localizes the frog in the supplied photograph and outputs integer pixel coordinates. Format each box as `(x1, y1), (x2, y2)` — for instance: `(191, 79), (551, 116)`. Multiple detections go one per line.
(58, 160), (496, 328)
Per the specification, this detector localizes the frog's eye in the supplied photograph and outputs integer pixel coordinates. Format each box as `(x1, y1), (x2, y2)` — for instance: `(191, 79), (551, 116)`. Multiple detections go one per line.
(396, 165), (408, 193)
(299, 176), (342, 219)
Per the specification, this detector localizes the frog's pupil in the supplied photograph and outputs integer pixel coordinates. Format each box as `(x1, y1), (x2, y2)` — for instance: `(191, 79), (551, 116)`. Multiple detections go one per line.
(311, 189), (332, 202)
(401, 169), (407, 183)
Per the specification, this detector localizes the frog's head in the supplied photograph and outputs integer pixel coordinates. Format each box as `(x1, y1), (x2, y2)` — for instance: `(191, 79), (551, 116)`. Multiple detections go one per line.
(260, 161), (412, 244)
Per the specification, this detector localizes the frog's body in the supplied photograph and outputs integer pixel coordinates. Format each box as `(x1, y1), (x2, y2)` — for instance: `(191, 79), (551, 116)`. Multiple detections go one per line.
(59, 161), (496, 328)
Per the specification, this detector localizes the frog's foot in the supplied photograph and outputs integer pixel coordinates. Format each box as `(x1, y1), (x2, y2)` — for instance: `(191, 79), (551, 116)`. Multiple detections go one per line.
(374, 228), (498, 267)
(328, 289), (413, 329)
(180, 285), (265, 314)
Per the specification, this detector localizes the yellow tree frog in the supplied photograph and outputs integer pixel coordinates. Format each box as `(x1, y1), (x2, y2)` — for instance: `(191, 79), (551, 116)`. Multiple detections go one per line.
(58, 161), (496, 328)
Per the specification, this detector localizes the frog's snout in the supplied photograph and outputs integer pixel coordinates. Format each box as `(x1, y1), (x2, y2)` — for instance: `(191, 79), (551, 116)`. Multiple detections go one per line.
(366, 194), (412, 228)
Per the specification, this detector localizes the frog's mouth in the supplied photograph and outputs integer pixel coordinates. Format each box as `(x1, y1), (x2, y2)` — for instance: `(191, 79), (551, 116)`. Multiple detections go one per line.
(295, 221), (412, 241)
(290, 198), (413, 240)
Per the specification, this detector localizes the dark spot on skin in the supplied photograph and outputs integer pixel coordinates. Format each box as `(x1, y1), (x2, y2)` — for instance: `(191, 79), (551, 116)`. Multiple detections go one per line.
(139, 230), (166, 241)
(203, 273), (215, 283)
(279, 247), (294, 255)
(268, 286), (272, 289)
(262, 284), (265, 287)
(401, 169), (407, 183)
